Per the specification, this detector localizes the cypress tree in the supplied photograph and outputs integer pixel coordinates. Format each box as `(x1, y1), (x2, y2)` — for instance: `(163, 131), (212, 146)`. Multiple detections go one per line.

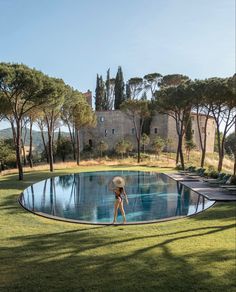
(184, 112), (193, 143)
(95, 74), (106, 111)
(114, 66), (125, 109)
(99, 75), (106, 110)
(104, 69), (111, 110)
(184, 112), (195, 160)
(95, 74), (101, 111)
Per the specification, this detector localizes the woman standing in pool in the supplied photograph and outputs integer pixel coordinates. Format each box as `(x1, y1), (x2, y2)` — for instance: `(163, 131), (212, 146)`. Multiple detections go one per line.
(109, 176), (129, 224)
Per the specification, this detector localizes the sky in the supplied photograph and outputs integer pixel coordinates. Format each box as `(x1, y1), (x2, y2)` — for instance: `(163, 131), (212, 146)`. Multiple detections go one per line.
(0, 0), (235, 130)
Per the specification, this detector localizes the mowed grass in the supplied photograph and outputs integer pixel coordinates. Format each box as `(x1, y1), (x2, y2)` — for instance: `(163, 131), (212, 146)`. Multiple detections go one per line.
(0, 165), (235, 292)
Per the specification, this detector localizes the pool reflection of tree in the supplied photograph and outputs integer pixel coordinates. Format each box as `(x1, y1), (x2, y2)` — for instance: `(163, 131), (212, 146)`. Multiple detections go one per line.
(57, 175), (74, 190)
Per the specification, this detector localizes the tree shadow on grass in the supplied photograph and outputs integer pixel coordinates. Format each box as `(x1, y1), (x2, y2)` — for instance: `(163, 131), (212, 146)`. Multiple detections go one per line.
(1, 221), (235, 291)
(0, 170), (235, 290)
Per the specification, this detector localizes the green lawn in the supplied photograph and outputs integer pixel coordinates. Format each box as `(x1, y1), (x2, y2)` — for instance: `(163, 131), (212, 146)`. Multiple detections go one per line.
(0, 165), (235, 292)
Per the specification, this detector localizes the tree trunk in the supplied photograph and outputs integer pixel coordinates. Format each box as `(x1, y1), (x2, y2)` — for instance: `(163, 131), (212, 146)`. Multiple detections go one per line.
(215, 125), (222, 172)
(176, 145), (180, 165)
(200, 114), (210, 167)
(28, 120), (33, 168)
(67, 122), (76, 161)
(0, 161), (4, 172)
(200, 150), (206, 168)
(76, 129), (80, 166)
(200, 121), (207, 167)
(196, 110), (203, 152)
(48, 133), (54, 172)
(16, 120), (24, 180)
(21, 138), (27, 166)
(73, 125), (76, 161)
(233, 155), (236, 175)
(218, 134), (226, 172)
(137, 139), (140, 163)
(9, 119), (16, 144)
(41, 131), (49, 163)
(218, 153), (223, 172)
(234, 124), (236, 175)
(178, 134), (185, 169)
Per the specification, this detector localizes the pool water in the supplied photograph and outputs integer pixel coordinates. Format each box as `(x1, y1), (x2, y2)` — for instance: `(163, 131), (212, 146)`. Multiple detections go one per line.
(19, 171), (215, 224)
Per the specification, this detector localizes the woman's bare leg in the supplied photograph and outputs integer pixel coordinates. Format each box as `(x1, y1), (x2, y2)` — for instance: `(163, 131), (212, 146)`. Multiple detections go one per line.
(113, 200), (120, 223)
(119, 202), (126, 223)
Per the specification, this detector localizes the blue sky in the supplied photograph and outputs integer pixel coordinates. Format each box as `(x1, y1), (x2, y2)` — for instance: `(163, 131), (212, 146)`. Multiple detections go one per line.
(0, 0), (235, 129)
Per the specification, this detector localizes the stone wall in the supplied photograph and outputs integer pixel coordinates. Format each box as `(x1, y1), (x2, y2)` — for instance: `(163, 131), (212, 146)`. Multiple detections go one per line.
(81, 110), (137, 151)
(191, 113), (216, 153)
(81, 110), (216, 153)
(165, 113), (215, 153)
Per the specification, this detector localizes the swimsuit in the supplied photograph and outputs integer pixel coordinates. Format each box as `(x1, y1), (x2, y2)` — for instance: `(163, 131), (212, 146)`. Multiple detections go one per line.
(115, 190), (123, 202)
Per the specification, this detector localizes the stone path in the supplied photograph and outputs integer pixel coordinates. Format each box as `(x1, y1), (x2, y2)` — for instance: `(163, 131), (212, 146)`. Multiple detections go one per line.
(166, 173), (236, 201)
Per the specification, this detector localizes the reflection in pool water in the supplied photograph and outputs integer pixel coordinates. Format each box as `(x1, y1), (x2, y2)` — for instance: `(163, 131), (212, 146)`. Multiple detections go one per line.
(19, 171), (215, 224)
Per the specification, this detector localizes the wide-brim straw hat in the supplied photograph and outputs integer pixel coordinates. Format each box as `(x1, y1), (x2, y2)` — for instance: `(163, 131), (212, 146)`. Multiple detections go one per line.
(112, 176), (125, 187)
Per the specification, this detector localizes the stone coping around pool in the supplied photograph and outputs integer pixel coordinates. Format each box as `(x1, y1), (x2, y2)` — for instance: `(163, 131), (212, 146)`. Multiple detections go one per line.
(166, 173), (236, 201)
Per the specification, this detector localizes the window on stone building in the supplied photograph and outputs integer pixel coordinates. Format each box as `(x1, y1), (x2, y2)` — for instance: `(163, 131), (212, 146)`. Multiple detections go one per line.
(131, 128), (135, 134)
(154, 128), (158, 134)
(192, 130), (194, 134)
(112, 129), (115, 134)
(100, 116), (105, 122)
(191, 116), (195, 121)
(105, 129), (108, 136)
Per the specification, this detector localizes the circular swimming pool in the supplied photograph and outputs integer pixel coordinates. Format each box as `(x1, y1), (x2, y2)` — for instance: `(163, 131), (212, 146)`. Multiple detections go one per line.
(19, 171), (215, 224)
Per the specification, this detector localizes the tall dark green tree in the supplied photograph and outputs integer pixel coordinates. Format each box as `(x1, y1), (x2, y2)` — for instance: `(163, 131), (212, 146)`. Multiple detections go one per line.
(114, 66), (125, 109)
(95, 75), (106, 111)
(184, 111), (193, 143)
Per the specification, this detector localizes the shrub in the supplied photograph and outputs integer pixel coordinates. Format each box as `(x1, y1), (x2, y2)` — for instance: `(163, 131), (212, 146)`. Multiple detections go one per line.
(229, 175), (236, 185)
(175, 164), (184, 170)
(208, 165), (216, 172)
(208, 170), (219, 179)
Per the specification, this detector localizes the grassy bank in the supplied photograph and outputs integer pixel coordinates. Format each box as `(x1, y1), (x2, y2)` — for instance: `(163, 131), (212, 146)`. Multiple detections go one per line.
(0, 165), (235, 291)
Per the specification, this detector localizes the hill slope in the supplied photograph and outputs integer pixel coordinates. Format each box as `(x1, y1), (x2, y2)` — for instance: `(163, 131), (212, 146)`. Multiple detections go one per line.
(0, 128), (70, 150)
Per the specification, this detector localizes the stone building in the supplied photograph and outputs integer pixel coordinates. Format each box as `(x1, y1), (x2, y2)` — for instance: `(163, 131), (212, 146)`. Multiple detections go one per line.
(81, 110), (216, 153)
